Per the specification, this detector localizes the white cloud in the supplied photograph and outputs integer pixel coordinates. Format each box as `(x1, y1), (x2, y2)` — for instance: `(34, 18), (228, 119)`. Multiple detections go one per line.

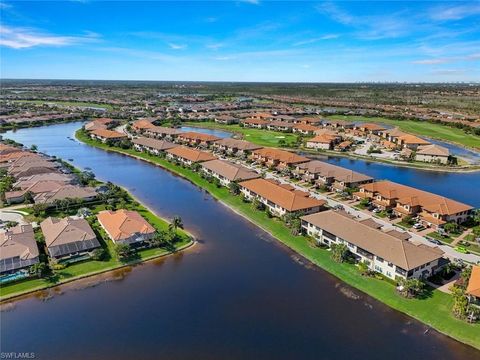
(293, 34), (339, 46)
(240, 0), (260, 5)
(206, 43), (224, 50)
(412, 53), (480, 65)
(429, 4), (480, 21)
(0, 24), (99, 49)
(0, 2), (12, 9)
(316, 2), (355, 25)
(168, 43), (187, 50)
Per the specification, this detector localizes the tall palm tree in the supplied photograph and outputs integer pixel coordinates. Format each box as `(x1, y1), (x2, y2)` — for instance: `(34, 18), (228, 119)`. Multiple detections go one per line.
(169, 216), (183, 233)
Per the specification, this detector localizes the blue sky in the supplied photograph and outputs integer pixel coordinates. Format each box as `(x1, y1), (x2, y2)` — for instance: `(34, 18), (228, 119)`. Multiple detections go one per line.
(1, 1), (479, 82)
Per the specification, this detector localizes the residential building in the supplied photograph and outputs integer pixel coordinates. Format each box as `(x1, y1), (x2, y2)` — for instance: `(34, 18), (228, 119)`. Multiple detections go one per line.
(201, 159), (260, 186)
(293, 160), (373, 190)
(266, 121), (294, 132)
(34, 185), (97, 205)
(214, 115), (238, 124)
(241, 118), (268, 128)
(97, 209), (156, 245)
(90, 129), (127, 143)
(306, 134), (336, 150)
(143, 126), (184, 141)
(239, 178), (326, 217)
(396, 134), (431, 150)
(301, 210), (444, 280)
(0, 224), (39, 274)
(176, 132), (221, 148)
(354, 181), (473, 229)
(165, 146), (216, 165)
(356, 123), (387, 135)
(466, 266), (480, 305)
(131, 119), (156, 133)
(41, 217), (100, 259)
(212, 138), (262, 157)
(132, 137), (177, 155)
(251, 148), (309, 169)
(293, 123), (318, 135)
(415, 144), (450, 164)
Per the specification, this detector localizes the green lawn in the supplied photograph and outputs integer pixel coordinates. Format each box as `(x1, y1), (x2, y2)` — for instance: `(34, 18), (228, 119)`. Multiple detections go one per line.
(76, 129), (480, 350)
(327, 115), (480, 150)
(11, 99), (114, 110)
(183, 121), (301, 147)
(0, 170), (193, 300)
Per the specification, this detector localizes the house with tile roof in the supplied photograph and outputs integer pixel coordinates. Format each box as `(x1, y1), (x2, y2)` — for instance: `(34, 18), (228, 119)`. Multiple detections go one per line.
(0, 224), (39, 274)
(201, 159), (260, 186)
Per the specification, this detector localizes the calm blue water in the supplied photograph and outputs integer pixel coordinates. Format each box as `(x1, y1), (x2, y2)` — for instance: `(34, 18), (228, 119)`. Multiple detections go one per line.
(180, 126), (232, 138)
(1, 122), (479, 359)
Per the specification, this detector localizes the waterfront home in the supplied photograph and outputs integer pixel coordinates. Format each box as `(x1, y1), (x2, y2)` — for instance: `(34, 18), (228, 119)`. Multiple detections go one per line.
(294, 117), (323, 125)
(201, 159), (260, 186)
(90, 129), (127, 143)
(131, 119), (157, 133)
(466, 266), (480, 305)
(0, 224), (39, 274)
(97, 209), (156, 245)
(132, 137), (177, 155)
(242, 118), (268, 129)
(356, 123), (387, 135)
(397, 134), (431, 150)
(293, 123), (318, 135)
(381, 127), (407, 142)
(84, 118), (116, 132)
(335, 140), (353, 151)
(176, 132), (221, 148)
(34, 185), (97, 205)
(293, 160), (373, 190)
(214, 115), (238, 124)
(415, 144), (450, 164)
(8, 161), (60, 179)
(239, 178), (326, 217)
(212, 138), (262, 157)
(266, 121), (294, 132)
(325, 120), (355, 130)
(301, 210), (444, 280)
(14, 173), (74, 190)
(354, 181), (473, 229)
(165, 146), (216, 166)
(250, 112), (274, 120)
(251, 148), (309, 170)
(41, 217), (100, 260)
(143, 126), (184, 141)
(5, 180), (67, 204)
(306, 134), (337, 150)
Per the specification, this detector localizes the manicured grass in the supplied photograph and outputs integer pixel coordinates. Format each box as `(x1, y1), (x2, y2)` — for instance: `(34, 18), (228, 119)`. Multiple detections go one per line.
(327, 115), (480, 150)
(12, 99), (114, 110)
(427, 231), (454, 244)
(183, 121), (301, 147)
(77, 129), (480, 350)
(0, 169), (193, 300)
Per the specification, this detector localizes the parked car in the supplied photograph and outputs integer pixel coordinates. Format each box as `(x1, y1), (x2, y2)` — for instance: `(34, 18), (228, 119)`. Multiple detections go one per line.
(413, 223), (425, 230)
(373, 208), (381, 214)
(426, 237), (442, 245)
(455, 246), (469, 254)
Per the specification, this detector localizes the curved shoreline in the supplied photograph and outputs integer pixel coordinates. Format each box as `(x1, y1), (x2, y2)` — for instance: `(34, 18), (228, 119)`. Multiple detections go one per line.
(184, 123), (480, 173)
(0, 182), (196, 303)
(75, 130), (480, 351)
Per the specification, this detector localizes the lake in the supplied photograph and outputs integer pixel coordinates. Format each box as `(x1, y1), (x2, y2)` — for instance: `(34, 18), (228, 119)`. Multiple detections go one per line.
(1, 122), (479, 359)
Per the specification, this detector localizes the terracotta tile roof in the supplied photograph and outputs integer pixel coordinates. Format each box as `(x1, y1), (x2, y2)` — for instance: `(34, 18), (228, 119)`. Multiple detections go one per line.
(359, 123), (387, 131)
(145, 126), (183, 136)
(297, 160), (372, 183)
(398, 134), (431, 145)
(132, 137), (177, 151)
(91, 129), (127, 139)
(97, 209), (155, 241)
(360, 181), (472, 216)
(214, 138), (262, 151)
(132, 119), (156, 130)
(166, 146), (217, 162)
(301, 210), (443, 271)
(34, 185), (97, 204)
(0, 224), (38, 261)
(202, 159), (260, 182)
(242, 118), (269, 125)
(178, 131), (221, 142)
(417, 144), (449, 156)
(308, 134), (336, 144)
(467, 266), (480, 298)
(293, 123), (319, 132)
(41, 216), (97, 248)
(239, 178), (326, 212)
(252, 148), (309, 165)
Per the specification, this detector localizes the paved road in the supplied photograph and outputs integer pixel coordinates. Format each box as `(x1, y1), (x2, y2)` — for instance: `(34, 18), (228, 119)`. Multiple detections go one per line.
(231, 158), (480, 265)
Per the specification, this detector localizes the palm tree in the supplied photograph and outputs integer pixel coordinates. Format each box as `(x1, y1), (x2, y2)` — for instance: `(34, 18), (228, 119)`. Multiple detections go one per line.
(169, 216), (183, 233)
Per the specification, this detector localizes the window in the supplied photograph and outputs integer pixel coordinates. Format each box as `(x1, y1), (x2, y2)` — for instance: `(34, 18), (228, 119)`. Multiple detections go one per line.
(376, 256), (384, 263)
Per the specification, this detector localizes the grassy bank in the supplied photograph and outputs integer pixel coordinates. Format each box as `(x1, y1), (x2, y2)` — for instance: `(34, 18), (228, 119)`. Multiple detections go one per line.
(327, 115), (480, 150)
(11, 99), (114, 111)
(0, 172), (194, 301)
(76, 129), (480, 350)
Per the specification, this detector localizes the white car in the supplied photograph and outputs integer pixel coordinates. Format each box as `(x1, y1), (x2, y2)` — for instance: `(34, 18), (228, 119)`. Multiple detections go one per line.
(413, 223), (424, 230)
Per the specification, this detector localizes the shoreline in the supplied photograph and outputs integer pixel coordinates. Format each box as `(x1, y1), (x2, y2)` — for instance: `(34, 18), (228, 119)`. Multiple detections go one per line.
(184, 123), (480, 173)
(0, 176), (196, 304)
(75, 130), (480, 351)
